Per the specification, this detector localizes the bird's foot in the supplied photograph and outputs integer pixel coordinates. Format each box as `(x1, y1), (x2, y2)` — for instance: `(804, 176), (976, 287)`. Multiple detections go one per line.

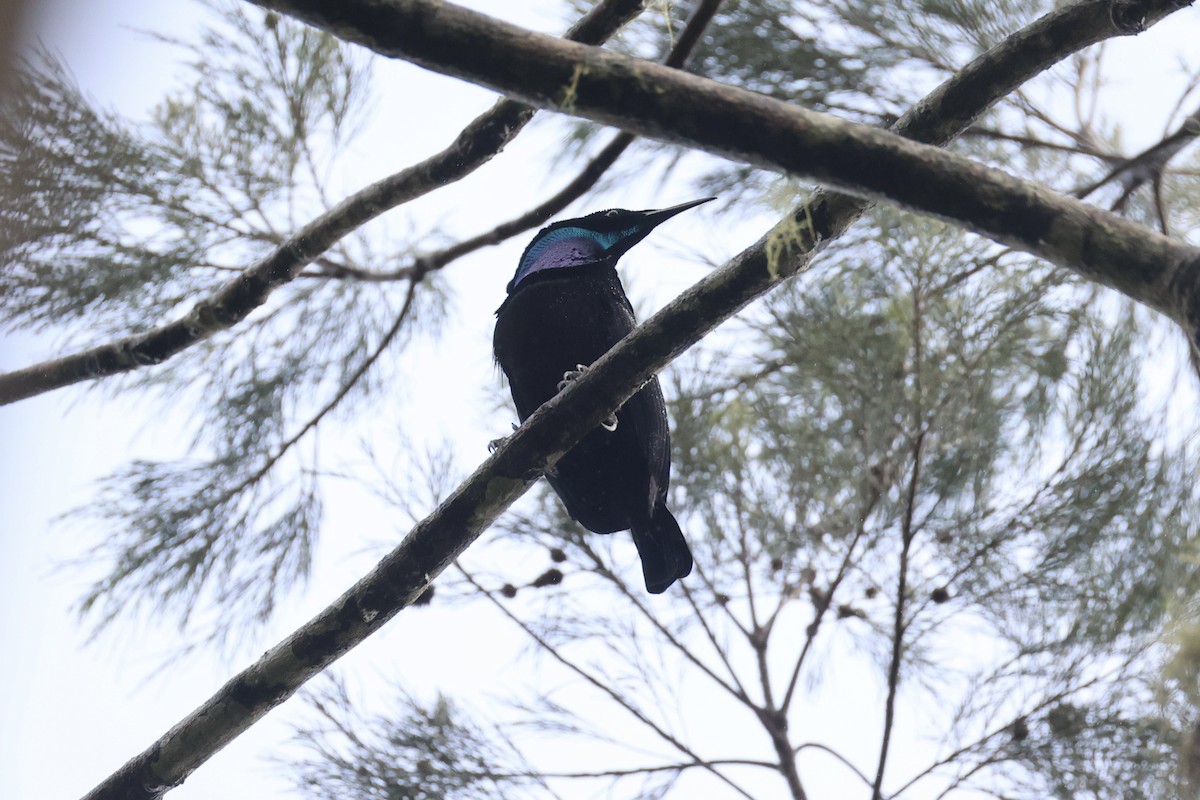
(556, 364), (590, 392)
(488, 423), (519, 452)
(557, 364), (619, 432)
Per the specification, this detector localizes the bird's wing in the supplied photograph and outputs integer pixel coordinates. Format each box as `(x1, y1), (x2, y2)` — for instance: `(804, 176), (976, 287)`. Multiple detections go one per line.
(625, 378), (672, 511)
(602, 288), (672, 511)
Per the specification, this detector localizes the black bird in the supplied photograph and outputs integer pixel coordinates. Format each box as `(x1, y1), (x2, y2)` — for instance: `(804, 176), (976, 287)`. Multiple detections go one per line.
(493, 198), (713, 594)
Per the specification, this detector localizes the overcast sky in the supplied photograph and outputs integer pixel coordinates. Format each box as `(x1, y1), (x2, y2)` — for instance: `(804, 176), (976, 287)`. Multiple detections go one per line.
(3, 2), (1199, 799)
(0, 3), (739, 798)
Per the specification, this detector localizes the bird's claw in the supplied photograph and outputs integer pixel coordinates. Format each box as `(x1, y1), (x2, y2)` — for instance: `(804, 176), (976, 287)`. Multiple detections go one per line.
(488, 423), (519, 452)
(557, 364), (589, 392)
(557, 364), (618, 432)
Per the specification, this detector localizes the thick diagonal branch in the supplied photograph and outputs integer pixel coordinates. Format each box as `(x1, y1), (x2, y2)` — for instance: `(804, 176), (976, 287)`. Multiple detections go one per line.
(80, 2), (1194, 799)
(0, 0), (644, 406)
(298, 0), (725, 283)
(251, 0), (1200, 354)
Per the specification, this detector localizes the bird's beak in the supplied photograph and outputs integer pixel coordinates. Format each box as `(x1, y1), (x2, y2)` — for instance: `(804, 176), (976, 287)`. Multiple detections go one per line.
(638, 196), (716, 227)
(603, 197), (716, 260)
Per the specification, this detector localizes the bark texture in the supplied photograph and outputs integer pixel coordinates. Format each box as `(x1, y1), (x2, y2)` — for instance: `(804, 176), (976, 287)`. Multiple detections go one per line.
(78, 1), (1197, 798)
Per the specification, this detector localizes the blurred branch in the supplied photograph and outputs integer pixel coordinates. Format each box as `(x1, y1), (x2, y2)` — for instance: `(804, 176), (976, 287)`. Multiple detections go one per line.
(296, 0), (726, 283)
(0, 0), (645, 406)
(1074, 101), (1200, 234)
(670, 357), (790, 404)
(1075, 102), (1200, 201)
(229, 272), (423, 498)
(573, 539), (756, 707)
(251, 0), (1200, 360)
(872, 273), (928, 799)
(456, 565), (756, 799)
(79, 3), (1193, 798)
(962, 125), (1119, 161)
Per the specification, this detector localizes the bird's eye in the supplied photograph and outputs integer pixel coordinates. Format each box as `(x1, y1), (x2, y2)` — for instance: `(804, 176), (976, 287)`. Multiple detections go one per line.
(605, 210), (619, 218)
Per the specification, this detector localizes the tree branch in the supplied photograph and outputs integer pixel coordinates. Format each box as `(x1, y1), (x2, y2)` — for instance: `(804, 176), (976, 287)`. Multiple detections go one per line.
(873, 269), (929, 799)
(294, 0), (725, 283)
(1075, 100), (1200, 202)
(780, 485), (879, 713)
(79, 2), (1194, 798)
(248, 0), (1200, 357)
(0, 0), (645, 406)
(456, 565), (755, 800)
(572, 539), (756, 710)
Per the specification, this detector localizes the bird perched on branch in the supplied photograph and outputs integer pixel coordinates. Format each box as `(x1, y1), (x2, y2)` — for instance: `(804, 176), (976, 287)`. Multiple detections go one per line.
(493, 198), (712, 594)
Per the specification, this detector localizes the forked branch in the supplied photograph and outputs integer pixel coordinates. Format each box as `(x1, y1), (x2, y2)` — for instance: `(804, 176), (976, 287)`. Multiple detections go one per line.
(79, 2), (1195, 798)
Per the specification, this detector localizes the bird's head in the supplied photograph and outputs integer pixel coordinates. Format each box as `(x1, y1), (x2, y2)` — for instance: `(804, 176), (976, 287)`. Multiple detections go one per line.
(507, 197), (715, 292)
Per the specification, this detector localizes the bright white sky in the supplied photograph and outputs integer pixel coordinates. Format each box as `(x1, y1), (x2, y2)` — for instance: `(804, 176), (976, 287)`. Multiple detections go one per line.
(2, 2), (1199, 800)
(0, 3), (742, 798)
(0, 3), (558, 798)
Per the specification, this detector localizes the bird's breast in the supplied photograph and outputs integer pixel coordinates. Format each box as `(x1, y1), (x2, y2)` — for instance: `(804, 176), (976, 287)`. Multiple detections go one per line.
(493, 266), (635, 420)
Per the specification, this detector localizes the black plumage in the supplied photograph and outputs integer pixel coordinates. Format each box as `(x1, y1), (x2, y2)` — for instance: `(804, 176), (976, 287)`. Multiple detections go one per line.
(493, 198), (713, 594)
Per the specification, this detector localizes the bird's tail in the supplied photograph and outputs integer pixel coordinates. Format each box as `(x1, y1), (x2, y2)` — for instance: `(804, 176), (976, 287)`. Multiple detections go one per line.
(631, 504), (693, 594)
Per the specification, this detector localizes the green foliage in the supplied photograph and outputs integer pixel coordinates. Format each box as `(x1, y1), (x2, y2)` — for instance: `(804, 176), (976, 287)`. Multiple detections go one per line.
(2, 4), (447, 641)
(289, 676), (532, 800)
(78, 457), (320, 638)
(562, 0), (1049, 207)
(0, 50), (206, 334)
(1006, 698), (1188, 800)
(8, 0), (1200, 797)
(664, 210), (1200, 795)
(0, 3), (374, 338)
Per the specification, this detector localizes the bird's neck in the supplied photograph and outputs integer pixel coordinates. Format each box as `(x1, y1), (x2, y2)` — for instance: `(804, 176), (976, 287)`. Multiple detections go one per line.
(510, 229), (613, 291)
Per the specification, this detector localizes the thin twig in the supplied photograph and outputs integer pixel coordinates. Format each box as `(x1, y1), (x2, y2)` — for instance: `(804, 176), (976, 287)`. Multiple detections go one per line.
(296, 0), (727, 283)
(961, 125), (1118, 161)
(456, 564), (757, 800)
(492, 758), (778, 780)
(780, 486), (880, 713)
(0, 0), (646, 406)
(872, 265), (927, 800)
(574, 539), (757, 709)
(76, 3), (1194, 797)
(680, 580), (748, 693)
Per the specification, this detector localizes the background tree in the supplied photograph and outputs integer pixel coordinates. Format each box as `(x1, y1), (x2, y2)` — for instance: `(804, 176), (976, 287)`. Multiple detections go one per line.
(2, 0), (1199, 799)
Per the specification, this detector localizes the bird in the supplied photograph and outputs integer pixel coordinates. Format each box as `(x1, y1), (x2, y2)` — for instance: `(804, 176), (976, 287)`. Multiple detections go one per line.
(493, 198), (713, 594)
